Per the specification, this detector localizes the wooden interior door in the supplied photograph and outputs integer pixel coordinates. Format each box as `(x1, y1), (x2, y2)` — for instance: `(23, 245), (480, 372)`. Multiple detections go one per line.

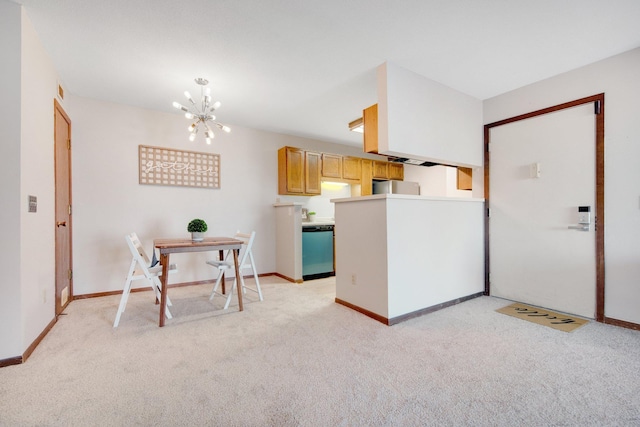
(54, 99), (72, 314)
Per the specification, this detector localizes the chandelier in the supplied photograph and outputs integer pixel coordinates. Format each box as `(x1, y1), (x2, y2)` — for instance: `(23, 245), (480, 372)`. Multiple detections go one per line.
(172, 78), (230, 144)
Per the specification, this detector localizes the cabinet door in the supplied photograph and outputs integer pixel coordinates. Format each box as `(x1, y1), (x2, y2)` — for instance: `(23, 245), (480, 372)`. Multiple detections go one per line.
(282, 147), (305, 194)
(321, 153), (342, 178)
(305, 151), (321, 194)
(372, 161), (388, 179)
(388, 163), (404, 180)
(363, 104), (378, 154)
(361, 159), (373, 196)
(457, 167), (472, 190)
(342, 156), (361, 180)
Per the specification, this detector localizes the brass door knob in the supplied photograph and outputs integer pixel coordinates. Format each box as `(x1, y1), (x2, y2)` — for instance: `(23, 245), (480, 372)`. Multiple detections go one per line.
(56, 221), (67, 227)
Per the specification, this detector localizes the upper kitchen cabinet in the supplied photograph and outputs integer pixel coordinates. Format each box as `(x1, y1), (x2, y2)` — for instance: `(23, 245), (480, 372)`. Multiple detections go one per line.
(360, 159), (373, 196)
(457, 167), (472, 190)
(278, 146), (321, 195)
(388, 163), (404, 180)
(363, 104), (378, 154)
(322, 154), (362, 181)
(305, 151), (321, 194)
(374, 62), (483, 167)
(342, 156), (362, 180)
(371, 160), (403, 180)
(372, 161), (388, 180)
(321, 153), (342, 178)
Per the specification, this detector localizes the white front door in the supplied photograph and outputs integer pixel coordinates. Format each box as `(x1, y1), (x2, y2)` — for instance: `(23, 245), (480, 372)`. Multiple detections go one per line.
(489, 103), (597, 318)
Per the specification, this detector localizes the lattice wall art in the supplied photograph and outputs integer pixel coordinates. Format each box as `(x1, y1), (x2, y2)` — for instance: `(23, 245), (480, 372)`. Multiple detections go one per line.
(139, 145), (220, 189)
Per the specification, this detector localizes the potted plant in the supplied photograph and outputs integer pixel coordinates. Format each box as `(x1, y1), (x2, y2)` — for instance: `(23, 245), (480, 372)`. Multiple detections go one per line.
(187, 218), (208, 242)
(308, 211), (316, 222)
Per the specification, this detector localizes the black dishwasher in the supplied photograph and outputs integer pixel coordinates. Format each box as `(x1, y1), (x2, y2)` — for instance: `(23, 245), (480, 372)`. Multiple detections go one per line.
(302, 224), (335, 280)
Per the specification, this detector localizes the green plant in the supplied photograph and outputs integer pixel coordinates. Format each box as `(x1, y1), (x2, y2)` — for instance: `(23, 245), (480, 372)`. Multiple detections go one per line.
(308, 211), (316, 215)
(187, 218), (208, 233)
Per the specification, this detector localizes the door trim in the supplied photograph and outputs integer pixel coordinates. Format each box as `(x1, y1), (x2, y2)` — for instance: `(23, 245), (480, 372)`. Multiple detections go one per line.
(484, 93), (605, 322)
(54, 98), (73, 313)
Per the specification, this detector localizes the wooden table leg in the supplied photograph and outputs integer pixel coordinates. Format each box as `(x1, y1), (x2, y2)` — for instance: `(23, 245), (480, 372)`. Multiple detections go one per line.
(219, 249), (226, 294)
(159, 253), (170, 327)
(233, 248), (244, 311)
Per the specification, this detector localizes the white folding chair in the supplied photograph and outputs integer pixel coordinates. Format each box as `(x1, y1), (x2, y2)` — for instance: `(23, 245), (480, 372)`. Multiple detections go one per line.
(206, 231), (263, 309)
(113, 233), (177, 327)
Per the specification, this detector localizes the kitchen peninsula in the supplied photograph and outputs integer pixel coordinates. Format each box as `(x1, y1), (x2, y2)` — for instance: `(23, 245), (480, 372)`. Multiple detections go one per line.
(332, 194), (485, 325)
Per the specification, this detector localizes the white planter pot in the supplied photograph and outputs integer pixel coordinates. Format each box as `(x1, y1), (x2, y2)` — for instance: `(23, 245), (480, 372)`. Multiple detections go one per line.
(191, 232), (204, 242)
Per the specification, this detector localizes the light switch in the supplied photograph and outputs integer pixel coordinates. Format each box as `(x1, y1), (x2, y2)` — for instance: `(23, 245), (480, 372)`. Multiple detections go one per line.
(28, 195), (37, 213)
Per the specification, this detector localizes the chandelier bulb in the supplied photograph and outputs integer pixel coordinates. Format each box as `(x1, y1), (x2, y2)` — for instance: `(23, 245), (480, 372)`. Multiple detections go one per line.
(175, 78), (228, 144)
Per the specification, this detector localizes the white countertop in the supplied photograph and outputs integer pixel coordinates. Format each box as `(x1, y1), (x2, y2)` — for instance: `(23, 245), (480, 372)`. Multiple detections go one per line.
(331, 194), (485, 203)
(302, 219), (335, 226)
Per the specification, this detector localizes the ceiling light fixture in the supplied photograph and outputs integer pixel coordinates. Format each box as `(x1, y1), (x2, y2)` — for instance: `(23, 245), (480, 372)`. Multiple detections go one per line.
(172, 78), (230, 144)
(348, 117), (364, 133)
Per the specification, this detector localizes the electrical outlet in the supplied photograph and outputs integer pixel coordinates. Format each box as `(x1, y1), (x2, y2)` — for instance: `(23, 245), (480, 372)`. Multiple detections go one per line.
(351, 274), (357, 285)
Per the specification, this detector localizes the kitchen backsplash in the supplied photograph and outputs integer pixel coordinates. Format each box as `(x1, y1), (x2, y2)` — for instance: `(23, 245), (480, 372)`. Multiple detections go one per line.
(279, 183), (352, 219)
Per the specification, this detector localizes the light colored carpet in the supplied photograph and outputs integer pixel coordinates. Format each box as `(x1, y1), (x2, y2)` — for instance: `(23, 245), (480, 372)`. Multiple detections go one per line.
(1, 276), (639, 426)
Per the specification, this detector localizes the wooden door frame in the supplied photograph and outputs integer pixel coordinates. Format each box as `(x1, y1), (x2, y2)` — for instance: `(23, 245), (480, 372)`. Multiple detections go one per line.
(54, 98), (73, 313)
(483, 93), (605, 322)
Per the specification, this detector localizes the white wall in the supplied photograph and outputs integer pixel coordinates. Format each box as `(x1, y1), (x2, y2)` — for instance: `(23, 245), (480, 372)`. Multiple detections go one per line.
(66, 95), (370, 295)
(334, 196), (484, 320)
(377, 61), (483, 167)
(0, 0), (23, 360)
(387, 197), (485, 318)
(484, 47), (640, 325)
(20, 7), (59, 354)
(0, 3), (60, 360)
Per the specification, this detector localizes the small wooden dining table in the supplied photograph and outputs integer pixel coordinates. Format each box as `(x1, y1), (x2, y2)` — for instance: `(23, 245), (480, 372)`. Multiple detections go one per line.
(154, 237), (244, 327)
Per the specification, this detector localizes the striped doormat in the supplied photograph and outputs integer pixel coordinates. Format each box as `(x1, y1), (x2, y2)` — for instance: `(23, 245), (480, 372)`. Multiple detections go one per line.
(496, 302), (589, 332)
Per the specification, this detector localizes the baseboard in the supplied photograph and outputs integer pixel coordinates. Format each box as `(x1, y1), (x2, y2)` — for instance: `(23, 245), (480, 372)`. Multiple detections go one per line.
(335, 298), (390, 325)
(273, 272), (303, 284)
(336, 292), (484, 326)
(0, 316), (57, 369)
(604, 316), (640, 331)
(74, 273), (278, 299)
(0, 356), (23, 368)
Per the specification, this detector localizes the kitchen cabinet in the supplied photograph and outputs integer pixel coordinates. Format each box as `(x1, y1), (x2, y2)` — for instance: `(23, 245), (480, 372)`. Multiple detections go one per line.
(278, 146), (320, 195)
(305, 151), (321, 194)
(388, 163), (404, 180)
(321, 153), (342, 178)
(457, 167), (472, 190)
(322, 154), (363, 182)
(363, 104), (378, 154)
(372, 161), (388, 179)
(279, 145), (401, 196)
(360, 159), (373, 196)
(342, 156), (362, 180)
(372, 160), (403, 181)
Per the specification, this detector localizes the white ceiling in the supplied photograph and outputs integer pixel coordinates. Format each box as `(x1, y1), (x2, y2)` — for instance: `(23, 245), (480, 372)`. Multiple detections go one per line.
(11, 0), (640, 147)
